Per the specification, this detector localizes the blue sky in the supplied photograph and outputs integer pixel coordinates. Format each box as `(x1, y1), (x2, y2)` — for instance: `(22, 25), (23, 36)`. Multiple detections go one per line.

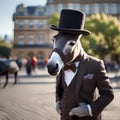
(0, 0), (47, 39)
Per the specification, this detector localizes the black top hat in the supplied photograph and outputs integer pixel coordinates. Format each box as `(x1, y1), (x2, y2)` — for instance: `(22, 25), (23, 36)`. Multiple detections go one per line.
(49, 9), (90, 35)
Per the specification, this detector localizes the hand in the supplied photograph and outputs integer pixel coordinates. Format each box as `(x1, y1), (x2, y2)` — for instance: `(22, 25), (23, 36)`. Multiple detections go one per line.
(69, 102), (89, 117)
(56, 101), (61, 114)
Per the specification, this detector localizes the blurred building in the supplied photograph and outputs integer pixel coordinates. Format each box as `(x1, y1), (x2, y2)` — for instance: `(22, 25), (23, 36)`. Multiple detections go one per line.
(12, 4), (53, 61)
(46, 0), (120, 20)
(12, 0), (120, 60)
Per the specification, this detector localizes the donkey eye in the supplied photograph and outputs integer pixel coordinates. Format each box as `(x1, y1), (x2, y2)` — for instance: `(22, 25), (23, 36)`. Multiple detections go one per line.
(52, 38), (56, 43)
(52, 38), (54, 42)
(69, 42), (75, 46)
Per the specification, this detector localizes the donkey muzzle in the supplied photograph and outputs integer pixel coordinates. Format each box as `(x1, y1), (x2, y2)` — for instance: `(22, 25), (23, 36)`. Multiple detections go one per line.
(47, 49), (64, 76)
(47, 62), (59, 75)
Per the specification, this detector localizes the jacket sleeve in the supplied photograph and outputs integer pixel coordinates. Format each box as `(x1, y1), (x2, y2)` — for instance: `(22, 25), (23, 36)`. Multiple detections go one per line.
(90, 60), (114, 117)
(56, 71), (63, 102)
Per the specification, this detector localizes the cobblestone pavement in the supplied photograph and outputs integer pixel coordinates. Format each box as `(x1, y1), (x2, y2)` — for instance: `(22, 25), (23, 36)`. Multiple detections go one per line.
(0, 74), (59, 120)
(0, 69), (120, 120)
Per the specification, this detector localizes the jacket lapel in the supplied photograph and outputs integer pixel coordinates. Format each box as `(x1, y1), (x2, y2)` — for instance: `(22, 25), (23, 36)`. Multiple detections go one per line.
(75, 54), (89, 99)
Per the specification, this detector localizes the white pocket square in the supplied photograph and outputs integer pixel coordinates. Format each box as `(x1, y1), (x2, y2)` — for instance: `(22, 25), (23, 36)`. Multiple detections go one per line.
(83, 74), (94, 80)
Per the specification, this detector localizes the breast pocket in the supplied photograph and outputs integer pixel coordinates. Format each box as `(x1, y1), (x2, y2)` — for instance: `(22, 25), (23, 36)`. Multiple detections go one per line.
(81, 75), (96, 92)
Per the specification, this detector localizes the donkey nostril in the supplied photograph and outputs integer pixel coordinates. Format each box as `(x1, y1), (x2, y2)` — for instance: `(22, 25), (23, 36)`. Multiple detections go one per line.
(55, 63), (59, 70)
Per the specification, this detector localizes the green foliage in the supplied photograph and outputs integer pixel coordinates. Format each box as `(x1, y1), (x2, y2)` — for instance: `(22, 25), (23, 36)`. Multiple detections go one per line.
(47, 12), (120, 62)
(0, 37), (12, 58)
(47, 12), (60, 26)
(0, 46), (11, 58)
(81, 13), (120, 59)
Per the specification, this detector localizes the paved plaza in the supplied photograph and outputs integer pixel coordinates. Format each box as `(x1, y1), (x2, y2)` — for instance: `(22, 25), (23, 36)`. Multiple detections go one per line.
(0, 69), (120, 120)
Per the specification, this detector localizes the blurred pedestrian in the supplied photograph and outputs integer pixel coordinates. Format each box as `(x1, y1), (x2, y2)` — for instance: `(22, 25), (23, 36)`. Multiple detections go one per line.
(16, 58), (22, 70)
(43, 57), (48, 69)
(26, 58), (32, 75)
(32, 56), (38, 71)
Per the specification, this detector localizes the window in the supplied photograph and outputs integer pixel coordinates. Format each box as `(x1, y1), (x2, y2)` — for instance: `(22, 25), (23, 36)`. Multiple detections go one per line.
(58, 4), (63, 12)
(68, 3), (74, 9)
(89, 4), (94, 14)
(18, 11), (24, 16)
(104, 3), (109, 14)
(29, 20), (34, 28)
(38, 35), (44, 44)
(38, 11), (44, 15)
(108, 4), (117, 14)
(19, 20), (24, 28)
(118, 4), (120, 14)
(17, 6), (24, 16)
(49, 5), (54, 15)
(111, 4), (117, 14)
(74, 4), (80, 10)
(28, 35), (34, 44)
(94, 4), (99, 13)
(18, 35), (24, 44)
(84, 4), (89, 14)
(38, 20), (44, 28)
(99, 4), (104, 13)
(36, 8), (44, 16)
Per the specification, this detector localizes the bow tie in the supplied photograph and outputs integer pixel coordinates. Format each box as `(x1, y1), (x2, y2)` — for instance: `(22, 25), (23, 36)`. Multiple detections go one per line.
(63, 64), (76, 72)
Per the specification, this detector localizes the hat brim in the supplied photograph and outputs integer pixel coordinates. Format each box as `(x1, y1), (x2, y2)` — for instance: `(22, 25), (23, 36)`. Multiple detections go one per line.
(49, 25), (90, 35)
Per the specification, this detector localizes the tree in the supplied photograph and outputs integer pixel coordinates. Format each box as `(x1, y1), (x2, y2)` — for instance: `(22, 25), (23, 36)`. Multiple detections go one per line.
(0, 37), (12, 58)
(81, 13), (120, 63)
(47, 12), (60, 26)
(47, 13), (120, 63)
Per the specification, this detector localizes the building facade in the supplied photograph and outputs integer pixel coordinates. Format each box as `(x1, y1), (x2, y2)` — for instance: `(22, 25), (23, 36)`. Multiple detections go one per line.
(46, 0), (120, 20)
(12, 0), (120, 61)
(13, 4), (53, 61)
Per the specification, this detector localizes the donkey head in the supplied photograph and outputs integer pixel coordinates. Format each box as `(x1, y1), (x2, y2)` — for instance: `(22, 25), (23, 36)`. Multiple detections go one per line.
(47, 33), (84, 76)
(47, 9), (90, 76)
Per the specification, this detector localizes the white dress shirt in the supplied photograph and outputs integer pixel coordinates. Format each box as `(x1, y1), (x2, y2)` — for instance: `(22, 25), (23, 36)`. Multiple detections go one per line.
(64, 62), (79, 86)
